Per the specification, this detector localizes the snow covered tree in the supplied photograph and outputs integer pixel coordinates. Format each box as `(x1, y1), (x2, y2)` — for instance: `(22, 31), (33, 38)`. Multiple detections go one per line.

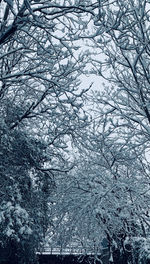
(0, 0), (95, 263)
(50, 121), (150, 263)
(85, 0), (150, 262)
(0, 116), (48, 263)
(1, 0), (150, 263)
(48, 1), (150, 263)
(88, 0), (150, 155)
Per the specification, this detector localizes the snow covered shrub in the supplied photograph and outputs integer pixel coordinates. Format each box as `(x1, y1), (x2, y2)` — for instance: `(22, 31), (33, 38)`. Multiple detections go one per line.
(133, 237), (150, 264)
(0, 202), (32, 242)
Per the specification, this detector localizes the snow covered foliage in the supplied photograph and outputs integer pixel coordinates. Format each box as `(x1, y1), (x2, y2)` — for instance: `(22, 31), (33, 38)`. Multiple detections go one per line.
(1, 0), (150, 263)
(88, 3), (150, 254)
(89, 0), (150, 148)
(0, 114), (51, 263)
(123, 236), (150, 263)
(0, 202), (32, 240)
(137, 237), (150, 263)
(0, 0), (95, 262)
(45, 1), (150, 263)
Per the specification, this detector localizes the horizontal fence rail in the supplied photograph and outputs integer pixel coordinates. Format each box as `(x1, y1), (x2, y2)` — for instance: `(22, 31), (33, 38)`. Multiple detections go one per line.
(36, 246), (107, 256)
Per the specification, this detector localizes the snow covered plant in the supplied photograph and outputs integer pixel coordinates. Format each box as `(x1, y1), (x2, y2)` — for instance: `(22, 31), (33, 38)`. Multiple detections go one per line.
(48, 3), (150, 263)
(0, 202), (32, 242)
(83, 0), (150, 262)
(124, 236), (150, 263)
(1, 0), (150, 263)
(0, 0), (97, 262)
(138, 237), (150, 263)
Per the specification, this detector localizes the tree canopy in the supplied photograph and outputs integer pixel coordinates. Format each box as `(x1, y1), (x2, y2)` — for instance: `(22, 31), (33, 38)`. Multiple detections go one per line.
(0, 1), (150, 264)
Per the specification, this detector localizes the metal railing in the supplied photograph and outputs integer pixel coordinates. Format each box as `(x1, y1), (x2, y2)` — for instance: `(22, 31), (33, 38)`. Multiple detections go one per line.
(37, 246), (103, 255)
